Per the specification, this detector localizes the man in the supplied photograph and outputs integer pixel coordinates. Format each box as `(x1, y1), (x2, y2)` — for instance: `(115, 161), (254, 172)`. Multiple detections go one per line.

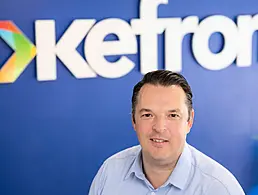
(89, 70), (245, 195)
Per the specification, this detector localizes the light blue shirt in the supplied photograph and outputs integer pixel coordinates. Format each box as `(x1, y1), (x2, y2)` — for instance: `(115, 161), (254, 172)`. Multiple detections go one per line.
(88, 143), (245, 195)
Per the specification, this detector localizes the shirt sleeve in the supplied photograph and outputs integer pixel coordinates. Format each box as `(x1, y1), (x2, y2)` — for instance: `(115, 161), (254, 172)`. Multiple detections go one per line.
(88, 162), (107, 195)
(203, 179), (246, 195)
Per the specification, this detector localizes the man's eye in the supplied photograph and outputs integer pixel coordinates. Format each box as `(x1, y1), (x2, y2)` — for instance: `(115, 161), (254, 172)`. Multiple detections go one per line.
(141, 114), (152, 118)
(169, 113), (179, 118)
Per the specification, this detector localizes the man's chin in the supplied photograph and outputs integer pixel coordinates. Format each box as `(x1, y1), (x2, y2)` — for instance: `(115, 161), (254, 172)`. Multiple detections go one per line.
(149, 152), (170, 162)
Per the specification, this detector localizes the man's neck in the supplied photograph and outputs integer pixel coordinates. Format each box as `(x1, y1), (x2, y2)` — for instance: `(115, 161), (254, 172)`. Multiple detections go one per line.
(142, 153), (181, 189)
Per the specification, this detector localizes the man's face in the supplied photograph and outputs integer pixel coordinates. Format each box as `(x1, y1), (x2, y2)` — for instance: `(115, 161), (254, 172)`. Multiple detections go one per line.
(132, 84), (194, 163)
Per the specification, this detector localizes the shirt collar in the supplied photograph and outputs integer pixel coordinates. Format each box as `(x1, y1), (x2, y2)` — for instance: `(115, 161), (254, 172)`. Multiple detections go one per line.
(124, 147), (145, 181)
(166, 142), (193, 190)
(124, 143), (193, 190)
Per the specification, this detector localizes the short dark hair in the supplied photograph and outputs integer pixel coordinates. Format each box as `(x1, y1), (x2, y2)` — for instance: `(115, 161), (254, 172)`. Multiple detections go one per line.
(131, 70), (193, 123)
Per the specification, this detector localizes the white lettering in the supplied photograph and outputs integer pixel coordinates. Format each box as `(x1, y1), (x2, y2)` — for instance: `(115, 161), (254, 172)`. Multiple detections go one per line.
(35, 19), (97, 81)
(237, 14), (258, 67)
(85, 19), (137, 78)
(131, 0), (168, 74)
(164, 16), (199, 72)
(192, 15), (238, 70)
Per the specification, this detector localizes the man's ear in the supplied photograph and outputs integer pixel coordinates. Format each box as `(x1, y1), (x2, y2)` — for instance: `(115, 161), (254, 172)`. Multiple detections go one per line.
(187, 109), (194, 134)
(131, 115), (136, 131)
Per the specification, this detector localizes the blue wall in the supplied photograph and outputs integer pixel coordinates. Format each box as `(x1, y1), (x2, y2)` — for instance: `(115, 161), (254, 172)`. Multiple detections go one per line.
(0, 0), (258, 194)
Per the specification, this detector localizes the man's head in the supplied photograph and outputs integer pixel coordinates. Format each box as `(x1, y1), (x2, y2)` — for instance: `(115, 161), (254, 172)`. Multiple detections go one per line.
(131, 70), (194, 164)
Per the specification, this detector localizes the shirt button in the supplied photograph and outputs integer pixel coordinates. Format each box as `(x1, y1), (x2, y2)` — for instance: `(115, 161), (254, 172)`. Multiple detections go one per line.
(150, 192), (155, 195)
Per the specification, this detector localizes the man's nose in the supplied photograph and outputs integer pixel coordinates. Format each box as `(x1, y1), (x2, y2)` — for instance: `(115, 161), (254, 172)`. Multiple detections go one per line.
(152, 116), (167, 133)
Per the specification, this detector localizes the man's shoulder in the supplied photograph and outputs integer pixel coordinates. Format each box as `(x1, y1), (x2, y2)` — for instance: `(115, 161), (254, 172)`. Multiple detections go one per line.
(188, 144), (245, 194)
(102, 145), (141, 170)
(89, 145), (142, 195)
(189, 144), (235, 179)
(107, 145), (141, 161)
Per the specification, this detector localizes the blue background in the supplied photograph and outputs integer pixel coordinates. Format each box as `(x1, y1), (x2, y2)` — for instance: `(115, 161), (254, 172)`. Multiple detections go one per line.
(1, 0), (258, 194)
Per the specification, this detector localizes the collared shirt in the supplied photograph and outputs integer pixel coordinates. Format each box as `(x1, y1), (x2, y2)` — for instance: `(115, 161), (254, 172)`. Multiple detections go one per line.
(88, 143), (245, 195)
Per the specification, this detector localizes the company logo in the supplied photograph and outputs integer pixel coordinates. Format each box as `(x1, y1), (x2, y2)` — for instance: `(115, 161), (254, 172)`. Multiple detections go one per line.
(1, 0), (258, 83)
(0, 22), (36, 83)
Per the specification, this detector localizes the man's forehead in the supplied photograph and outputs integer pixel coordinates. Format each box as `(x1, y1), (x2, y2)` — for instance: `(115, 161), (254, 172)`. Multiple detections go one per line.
(138, 84), (186, 100)
(139, 108), (182, 113)
(135, 84), (187, 110)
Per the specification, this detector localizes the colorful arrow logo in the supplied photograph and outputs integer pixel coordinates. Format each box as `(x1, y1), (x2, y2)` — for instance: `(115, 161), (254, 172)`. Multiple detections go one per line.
(0, 21), (36, 83)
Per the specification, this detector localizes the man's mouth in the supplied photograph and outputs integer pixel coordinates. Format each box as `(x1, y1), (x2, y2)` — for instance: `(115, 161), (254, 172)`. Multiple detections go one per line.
(150, 138), (169, 143)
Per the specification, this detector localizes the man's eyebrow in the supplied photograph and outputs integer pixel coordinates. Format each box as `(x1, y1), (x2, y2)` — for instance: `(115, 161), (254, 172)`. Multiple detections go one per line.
(139, 108), (182, 113)
(168, 109), (181, 113)
(139, 108), (152, 113)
